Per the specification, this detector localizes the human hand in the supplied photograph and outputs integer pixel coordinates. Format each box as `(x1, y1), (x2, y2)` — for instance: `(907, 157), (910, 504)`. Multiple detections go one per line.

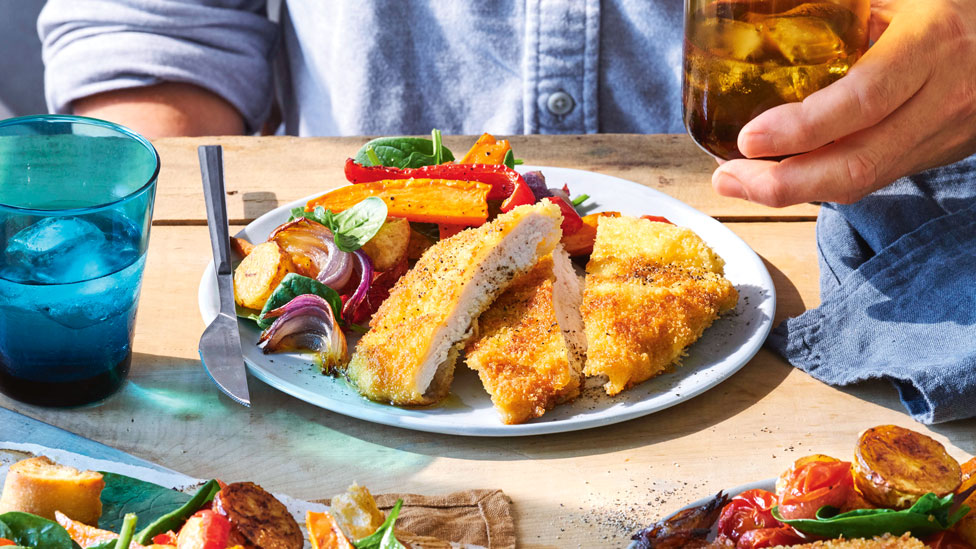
(712, 0), (976, 207)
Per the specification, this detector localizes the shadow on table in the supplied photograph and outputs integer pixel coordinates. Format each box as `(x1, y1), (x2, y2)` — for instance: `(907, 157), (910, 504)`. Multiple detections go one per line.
(830, 380), (976, 456)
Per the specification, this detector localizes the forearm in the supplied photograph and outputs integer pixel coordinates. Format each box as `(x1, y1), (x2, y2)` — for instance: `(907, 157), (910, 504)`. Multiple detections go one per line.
(73, 82), (246, 138)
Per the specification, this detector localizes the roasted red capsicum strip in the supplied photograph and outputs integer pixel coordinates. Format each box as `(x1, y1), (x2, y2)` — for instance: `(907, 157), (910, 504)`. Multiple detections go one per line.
(499, 176), (536, 213)
(543, 196), (584, 235)
(344, 158), (526, 201)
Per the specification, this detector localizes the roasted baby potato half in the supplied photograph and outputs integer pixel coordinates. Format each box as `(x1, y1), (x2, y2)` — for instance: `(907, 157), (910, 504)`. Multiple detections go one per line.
(233, 241), (296, 309)
(362, 217), (411, 272)
(853, 424), (961, 509)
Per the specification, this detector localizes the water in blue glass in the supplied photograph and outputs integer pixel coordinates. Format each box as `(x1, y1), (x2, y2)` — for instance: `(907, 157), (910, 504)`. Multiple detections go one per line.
(0, 212), (146, 405)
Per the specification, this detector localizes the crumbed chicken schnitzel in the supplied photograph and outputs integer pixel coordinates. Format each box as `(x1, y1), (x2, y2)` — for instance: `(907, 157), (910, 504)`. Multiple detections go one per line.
(465, 245), (585, 424)
(582, 216), (738, 395)
(345, 202), (563, 405)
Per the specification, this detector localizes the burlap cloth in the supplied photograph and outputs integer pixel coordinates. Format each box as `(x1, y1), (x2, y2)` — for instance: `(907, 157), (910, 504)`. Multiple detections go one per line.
(318, 489), (515, 549)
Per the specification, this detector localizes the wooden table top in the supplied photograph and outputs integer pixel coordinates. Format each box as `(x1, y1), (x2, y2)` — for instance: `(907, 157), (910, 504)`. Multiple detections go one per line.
(2, 134), (973, 548)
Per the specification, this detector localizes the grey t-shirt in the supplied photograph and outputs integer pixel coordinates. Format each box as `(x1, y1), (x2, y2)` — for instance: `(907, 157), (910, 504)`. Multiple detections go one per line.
(39, 0), (685, 136)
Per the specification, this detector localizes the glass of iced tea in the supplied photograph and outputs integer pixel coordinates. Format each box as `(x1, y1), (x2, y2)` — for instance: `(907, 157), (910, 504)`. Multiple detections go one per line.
(0, 115), (158, 406)
(683, 0), (870, 160)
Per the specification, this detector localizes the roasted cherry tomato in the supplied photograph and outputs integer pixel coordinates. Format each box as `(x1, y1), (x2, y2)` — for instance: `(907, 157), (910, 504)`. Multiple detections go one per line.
(925, 531), (976, 549)
(736, 527), (806, 549)
(176, 509), (231, 549)
(778, 460), (854, 520)
(717, 489), (781, 543)
(153, 531), (179, 545)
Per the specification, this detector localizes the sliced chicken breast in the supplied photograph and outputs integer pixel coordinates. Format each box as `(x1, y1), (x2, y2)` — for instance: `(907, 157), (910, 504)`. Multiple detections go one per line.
(345, 202), (563, 405)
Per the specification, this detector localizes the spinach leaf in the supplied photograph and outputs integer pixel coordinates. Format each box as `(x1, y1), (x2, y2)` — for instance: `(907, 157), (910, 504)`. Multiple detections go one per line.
(292, 199), (387, 253)
(502, 149), (523, 169)
(353, 137), (454, 168)
(115, 514), (137, 549)
(236, 304), (262, 324)
(0, 512), (78, 549)
(431, 129), (443, 165)
(259, 273), (343, 328)
(409, 222), (440, 244)
(774, 492), (969, 539)
(134, 480), (220, 544)
(353, 499), (405, 549)
(0, 519), (12, 539)
(99, 472), (191, 532)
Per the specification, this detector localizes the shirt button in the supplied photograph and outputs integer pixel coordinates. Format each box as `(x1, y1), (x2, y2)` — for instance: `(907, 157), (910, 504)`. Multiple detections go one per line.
(547, 91), (575, 115)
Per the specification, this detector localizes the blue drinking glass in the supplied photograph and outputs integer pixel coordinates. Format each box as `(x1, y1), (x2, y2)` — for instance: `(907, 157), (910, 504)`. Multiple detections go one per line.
(0, 115), (159, 406)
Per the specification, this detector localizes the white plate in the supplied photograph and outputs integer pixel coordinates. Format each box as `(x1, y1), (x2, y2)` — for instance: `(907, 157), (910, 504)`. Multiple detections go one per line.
(629, 479), (774, 548)
(198, 166), (776, 436)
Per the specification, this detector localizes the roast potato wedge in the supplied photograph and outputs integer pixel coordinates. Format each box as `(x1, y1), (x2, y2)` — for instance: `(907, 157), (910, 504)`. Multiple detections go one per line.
(233, 241), (296, 310)
(361, 217), (411, 272)
(853, 425), (961, 509)
(329, 483), (386, 541)
(214, 481), (303, 549)
(953, 457), (976, 547)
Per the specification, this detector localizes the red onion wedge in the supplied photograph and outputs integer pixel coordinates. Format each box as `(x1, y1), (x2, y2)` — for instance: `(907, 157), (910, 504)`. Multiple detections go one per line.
(341, 250), (374, 322)
(523, 170), (552, 199)
(269, 218), (353, 290)
(258, 294), (348, 372)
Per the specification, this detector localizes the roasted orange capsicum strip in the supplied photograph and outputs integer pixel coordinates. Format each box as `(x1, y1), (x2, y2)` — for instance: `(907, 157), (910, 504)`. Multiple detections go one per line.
(459, 133), (513, 165)
(306, 178), (491, 226)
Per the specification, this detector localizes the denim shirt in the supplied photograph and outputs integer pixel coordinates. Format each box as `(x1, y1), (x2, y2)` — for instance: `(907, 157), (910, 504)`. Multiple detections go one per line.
(39, 0), (686, 136)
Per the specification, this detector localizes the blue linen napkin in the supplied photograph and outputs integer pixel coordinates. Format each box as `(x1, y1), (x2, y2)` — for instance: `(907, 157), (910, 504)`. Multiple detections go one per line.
(767, 155), (976, 424)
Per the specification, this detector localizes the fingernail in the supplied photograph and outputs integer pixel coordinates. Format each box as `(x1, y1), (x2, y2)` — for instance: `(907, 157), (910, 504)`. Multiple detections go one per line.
(739, 130), (773, 158)
(713, 169), (747, 199)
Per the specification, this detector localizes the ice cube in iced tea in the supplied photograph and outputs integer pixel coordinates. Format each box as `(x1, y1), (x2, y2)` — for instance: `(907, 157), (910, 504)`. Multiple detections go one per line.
(683, 0), (868, 160)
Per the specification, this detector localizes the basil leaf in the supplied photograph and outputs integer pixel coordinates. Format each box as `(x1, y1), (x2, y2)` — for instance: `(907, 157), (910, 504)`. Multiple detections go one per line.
(99, 472), (192, 532)
(291, 199), (386, 253)
(0, 512), (77, 549)
(332, 197), (388, 252)
(353, 137), (454, 168)
(353, 500), (405, 549)
(259, 273), (343, 328)
(774, 492), (969, 539)
(134, 480), (220, 545)
(290, 206), (338, 228)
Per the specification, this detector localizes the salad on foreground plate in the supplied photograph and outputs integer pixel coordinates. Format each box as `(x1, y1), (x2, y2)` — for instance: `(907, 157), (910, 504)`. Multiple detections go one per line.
(0, 453), (437, 549)
(632, 425), (976, 549)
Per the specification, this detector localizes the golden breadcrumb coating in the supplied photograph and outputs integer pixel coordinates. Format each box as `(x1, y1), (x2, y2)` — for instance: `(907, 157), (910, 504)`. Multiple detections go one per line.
(776, 533), (926, 548)
(465, 249), (584, 424)
(345, 202), (563, 405)
(582, 216), (738, 395)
